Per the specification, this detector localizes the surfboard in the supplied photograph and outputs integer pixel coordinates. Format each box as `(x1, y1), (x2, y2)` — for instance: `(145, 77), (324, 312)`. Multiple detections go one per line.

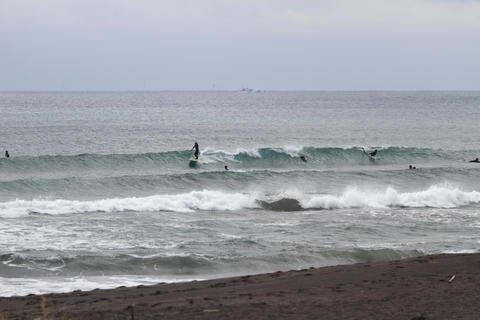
(362, 147), (376, 161)
(189, 158), (198, 168)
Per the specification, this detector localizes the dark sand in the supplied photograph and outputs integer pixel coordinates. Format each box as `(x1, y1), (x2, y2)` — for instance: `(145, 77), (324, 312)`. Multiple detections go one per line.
(1, 253), (480, 319)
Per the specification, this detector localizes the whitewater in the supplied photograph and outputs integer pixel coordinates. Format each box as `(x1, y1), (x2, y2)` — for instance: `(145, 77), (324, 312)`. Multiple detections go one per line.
(1, 185), (480, 217)
(1, 91), (480, 297)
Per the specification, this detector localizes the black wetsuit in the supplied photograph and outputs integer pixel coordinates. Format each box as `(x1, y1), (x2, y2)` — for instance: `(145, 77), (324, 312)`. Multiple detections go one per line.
(192, 143), (199, 159)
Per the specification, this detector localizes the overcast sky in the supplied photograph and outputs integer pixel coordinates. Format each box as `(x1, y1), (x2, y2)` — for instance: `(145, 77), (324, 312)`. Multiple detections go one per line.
(1, 0), (479, 90)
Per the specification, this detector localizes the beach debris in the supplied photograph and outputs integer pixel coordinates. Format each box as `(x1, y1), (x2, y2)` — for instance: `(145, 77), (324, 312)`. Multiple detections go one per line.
(40, 296), (48, 320)
(126, 303), (135, 320)
(448, 275), (456, 283)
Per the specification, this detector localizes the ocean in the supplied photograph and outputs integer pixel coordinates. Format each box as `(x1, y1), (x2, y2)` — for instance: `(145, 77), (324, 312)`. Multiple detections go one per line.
(0, 91), (479, 297)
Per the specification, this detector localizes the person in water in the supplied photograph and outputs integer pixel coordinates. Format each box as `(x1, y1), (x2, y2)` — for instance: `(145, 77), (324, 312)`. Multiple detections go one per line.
(4, 150), (9, 158)
(469, 158), (480, 163)
(300, 155), (307, 162)
(362, 147), (377, 157)
(224, 165), (229, 170)
(191, 142), (199, 159)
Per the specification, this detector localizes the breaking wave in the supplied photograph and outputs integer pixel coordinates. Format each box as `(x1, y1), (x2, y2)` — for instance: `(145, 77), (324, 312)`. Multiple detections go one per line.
(301, 185), (480, 209)
(1, 185), (479, 217)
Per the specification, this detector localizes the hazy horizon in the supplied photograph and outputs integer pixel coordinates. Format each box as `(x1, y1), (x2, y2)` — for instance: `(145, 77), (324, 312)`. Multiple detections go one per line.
(1, 0), (479, 91)
(2, 89), (480, 93)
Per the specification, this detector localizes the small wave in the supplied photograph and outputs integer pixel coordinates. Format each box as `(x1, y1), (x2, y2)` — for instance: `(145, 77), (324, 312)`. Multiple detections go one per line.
(0, 275), (200, 297)
(321, 248), (424, 264)
(0, 247), (425, 297)
(0, 251), (215, 278)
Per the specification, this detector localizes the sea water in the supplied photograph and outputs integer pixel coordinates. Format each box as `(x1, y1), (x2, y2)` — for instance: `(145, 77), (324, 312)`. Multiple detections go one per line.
(0, 91), (479, 296)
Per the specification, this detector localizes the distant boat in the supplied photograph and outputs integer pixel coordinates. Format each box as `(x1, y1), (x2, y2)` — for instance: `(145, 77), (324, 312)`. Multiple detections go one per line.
(240, 88), (253, 92)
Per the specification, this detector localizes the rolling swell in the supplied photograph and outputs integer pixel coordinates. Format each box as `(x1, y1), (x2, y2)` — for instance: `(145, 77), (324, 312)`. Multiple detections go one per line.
(0, 146), (470, 177)
(0, 150), (192, 178)
(2, 166), (480, 201)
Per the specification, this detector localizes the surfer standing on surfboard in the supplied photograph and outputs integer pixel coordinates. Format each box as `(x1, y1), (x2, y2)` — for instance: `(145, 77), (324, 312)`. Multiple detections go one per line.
(191, 142), (200, 159)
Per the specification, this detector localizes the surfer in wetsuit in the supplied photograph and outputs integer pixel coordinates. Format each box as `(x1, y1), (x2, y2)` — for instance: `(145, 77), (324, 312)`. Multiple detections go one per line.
(4, 150), (9, 158)
(362, 147), (377, 157)
(191, 142), (199, 159)
(300, 155), (307, 162)
(469, 158), (480, 163)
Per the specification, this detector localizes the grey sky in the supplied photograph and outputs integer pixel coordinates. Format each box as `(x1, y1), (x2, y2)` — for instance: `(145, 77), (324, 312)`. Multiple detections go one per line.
(1, 0), (479, 90)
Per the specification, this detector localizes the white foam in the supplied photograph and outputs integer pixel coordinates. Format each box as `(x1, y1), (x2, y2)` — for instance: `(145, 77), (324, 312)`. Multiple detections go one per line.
(278, 145), (304, 157)
(195, 146), (305, 162)
(301, 185), (480, 209)
(1, 185), (479, 218)
(0, 190), (258, 217)
(0, 275), (202, 297)
(195, 147), (257, 164)
(202, 147), (262, 158)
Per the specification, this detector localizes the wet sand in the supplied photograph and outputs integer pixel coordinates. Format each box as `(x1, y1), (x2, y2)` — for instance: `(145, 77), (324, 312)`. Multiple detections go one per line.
(1, 253), (479, 319)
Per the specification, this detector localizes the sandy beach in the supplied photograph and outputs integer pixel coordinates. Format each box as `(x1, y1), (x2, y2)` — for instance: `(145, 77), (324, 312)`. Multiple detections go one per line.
(1, 253), (479, 319)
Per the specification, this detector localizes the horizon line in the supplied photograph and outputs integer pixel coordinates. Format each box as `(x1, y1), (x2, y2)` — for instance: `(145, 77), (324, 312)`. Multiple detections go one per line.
(1, 89), (479, 93)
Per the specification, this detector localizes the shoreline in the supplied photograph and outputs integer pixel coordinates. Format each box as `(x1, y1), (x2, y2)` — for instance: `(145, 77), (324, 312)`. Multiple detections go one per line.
(1, 253), (479, 319)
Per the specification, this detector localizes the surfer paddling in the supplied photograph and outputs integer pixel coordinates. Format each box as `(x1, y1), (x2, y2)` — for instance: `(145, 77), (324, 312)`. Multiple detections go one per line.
(469, 158), (480, 163)
(191, 142), (200, 159)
